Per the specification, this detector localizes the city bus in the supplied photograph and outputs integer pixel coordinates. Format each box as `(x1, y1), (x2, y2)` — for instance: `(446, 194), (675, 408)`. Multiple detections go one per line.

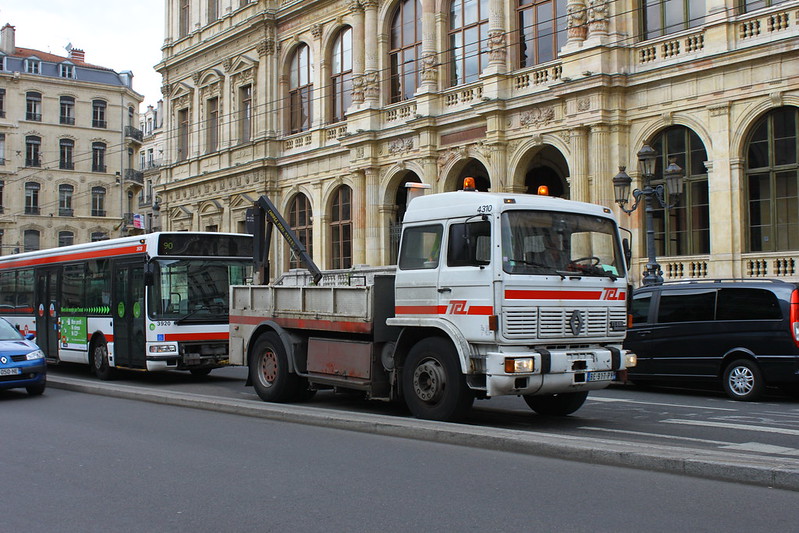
(0, 232), (253, 379)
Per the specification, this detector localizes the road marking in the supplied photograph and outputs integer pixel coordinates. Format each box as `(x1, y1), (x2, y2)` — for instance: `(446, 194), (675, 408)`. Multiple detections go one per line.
(580, 427), (799, 456)
(663, 418), (799, 436)
(589, 397), (736, 411)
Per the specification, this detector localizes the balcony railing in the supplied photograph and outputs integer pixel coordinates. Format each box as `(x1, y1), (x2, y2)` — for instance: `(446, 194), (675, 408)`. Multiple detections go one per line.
(26, 112), (42, 121)
(59, 161), (74, 170)
(125, 126), (143, 142)
(124, 168), (144, 184)
(25, 158), (41, 168)
(92, 119), (107, 129)
(60, 116), (75, 125)
(92, 164), (106, 173)
(24, 206), (40, 215)
(59, 208), (74, 217)
(91, 209), (106, 217)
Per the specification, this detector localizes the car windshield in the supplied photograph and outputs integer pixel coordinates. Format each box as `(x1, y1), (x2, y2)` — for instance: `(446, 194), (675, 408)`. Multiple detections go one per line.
(148, 258), (253, 322)
(501, 210), (624, 278)
(0, 319), (23, 341)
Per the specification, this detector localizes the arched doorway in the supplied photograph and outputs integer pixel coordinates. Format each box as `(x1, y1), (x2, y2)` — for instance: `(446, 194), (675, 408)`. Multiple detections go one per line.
(455, 159), (490, 191)
(521, 146), (570, 197)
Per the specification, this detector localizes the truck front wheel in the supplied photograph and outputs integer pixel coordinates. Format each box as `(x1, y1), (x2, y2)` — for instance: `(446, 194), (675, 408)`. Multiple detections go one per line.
(250, 332), (298, 403)
(523, 391), (588, 416)
(402, 337), (474, 421)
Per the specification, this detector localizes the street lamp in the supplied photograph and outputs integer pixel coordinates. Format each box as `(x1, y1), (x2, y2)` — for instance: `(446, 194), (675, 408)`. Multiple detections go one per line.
(612, 145), (685, 286)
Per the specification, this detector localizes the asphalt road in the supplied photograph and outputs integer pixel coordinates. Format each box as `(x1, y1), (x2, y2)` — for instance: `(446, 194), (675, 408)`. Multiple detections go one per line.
(42, 363), (799, 491)
(3, 387), (798, 532)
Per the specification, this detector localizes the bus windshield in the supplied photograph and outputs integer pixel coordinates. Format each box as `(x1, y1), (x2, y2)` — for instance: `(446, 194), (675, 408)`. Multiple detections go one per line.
(501, 210), (624, 278)
(149, 258), (253, 322)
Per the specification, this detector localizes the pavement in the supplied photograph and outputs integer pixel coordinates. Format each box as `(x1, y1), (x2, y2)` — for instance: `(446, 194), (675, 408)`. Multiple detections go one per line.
(49, 375), (799, 492)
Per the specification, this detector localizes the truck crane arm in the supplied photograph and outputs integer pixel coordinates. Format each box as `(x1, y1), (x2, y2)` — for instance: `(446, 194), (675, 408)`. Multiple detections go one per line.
(252, 195), (323, 285)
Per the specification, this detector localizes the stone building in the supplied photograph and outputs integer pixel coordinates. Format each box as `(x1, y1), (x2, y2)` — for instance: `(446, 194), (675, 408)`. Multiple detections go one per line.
(156, 0), (799, 284)
(0, 24), (144, 253)
(138, 100), (166, 233)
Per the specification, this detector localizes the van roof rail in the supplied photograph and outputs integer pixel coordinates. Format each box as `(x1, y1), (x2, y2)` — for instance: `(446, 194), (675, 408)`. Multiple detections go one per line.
(658, 278), (791, 285)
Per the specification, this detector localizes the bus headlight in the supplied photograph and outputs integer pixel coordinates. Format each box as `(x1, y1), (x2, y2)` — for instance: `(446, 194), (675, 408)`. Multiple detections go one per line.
(504, 357), (534, 374)
(149, 344), (178, 353)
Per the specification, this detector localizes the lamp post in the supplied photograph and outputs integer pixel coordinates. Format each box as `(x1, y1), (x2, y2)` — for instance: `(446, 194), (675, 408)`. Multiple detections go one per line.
(613, 145), (685, 286)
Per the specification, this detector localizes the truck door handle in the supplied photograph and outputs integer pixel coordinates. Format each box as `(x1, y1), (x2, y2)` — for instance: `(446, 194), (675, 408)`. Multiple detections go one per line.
(438, 287), (452, 293)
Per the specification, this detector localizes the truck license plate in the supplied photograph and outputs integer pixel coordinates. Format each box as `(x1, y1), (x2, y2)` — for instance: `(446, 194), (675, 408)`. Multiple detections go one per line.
(0, 367), (21, 376)
(587, 371), (615, 382)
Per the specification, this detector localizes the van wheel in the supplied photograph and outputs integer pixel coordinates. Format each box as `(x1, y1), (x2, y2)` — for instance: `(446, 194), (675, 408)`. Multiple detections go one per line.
(249, 332), (298, 403)
(523, 391), (589, 416)
(402, 337), (474, 421)
(92, 339), (115, 381)
(722, 359), (764, 401)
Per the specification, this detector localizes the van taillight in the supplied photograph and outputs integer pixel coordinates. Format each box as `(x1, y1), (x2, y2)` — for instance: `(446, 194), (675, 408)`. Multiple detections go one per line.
(791, 290), (799, 347)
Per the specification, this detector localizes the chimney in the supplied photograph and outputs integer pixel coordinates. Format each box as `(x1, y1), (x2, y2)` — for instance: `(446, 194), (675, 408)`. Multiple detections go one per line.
(69, 48), (85, 62)
(0, 24), (15, 55)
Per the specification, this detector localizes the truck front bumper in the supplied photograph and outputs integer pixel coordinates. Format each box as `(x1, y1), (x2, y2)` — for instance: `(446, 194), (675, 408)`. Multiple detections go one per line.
(482, 347), (634, 398)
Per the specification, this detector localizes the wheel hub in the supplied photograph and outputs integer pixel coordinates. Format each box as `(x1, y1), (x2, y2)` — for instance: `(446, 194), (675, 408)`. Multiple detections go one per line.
(413, 359), (446, 403)
(260, 350), (278, 386)
(729, 367), (754, 395)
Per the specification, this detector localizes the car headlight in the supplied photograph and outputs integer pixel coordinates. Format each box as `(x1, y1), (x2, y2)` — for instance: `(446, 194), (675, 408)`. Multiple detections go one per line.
(26, 349), (45, 361)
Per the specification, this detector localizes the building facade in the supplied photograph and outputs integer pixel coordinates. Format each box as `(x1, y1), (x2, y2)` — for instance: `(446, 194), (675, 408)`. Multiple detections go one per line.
(156, 0), (799, 284)
(0, 24), (144, 254)
(138, 100), (166, 233)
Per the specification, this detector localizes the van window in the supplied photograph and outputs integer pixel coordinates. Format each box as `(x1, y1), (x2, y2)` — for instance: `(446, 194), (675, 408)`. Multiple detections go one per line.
(630, 293), (652, 324)
(716, 288), (781, 320)
(658, 288), (716, 323)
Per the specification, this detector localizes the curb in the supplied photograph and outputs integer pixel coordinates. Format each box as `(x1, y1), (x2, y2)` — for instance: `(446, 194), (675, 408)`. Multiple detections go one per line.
(49, 376), (799, 491)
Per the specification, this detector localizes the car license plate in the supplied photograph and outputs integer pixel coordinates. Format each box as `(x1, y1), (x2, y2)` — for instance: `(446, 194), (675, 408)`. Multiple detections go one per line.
(0, 367), (21, 376)
(587, 371), (615, 382)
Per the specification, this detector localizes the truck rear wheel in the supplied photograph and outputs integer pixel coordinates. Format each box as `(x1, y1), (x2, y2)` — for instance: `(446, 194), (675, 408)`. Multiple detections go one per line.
(402, 337), (473, 421)
(250, 332), (298, 403)
(523, 391), (588, 416)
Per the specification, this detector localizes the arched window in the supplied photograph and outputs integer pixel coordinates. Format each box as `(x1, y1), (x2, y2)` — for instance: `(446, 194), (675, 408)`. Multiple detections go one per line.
(58, 231), (74, 247)
(288, 194), (313, 270)
(26, 91), (42, 121)
(449, 0), (489, 86)
(517, 0), (567, 68)
(92, 100), (107, 128)
(746, 107), (799, 252)
(92, 186), (107, 217)
(289, 44), (313, 133)
(389, 0), (422, 103)
(59, 184), (74, 216)
(59, 139), (75, 170)
(330, 27), (353, 123)
(24, 229), (40, 252)
(92, 142), (107, 172)
(25, 136), (41, 167)
(642, 0), (705, 40)
(649, 127), (709, 256)
(25, 182), (40, 215)
(331, 186), (352, 269)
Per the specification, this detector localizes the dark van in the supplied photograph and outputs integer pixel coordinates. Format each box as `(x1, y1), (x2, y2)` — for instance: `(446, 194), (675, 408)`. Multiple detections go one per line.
(624, 279), (799, 401)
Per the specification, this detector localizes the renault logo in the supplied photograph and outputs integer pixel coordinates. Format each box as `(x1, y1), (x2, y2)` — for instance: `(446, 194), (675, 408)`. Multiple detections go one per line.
(0, 356), (7, 364)
(569, 310), (584, 336)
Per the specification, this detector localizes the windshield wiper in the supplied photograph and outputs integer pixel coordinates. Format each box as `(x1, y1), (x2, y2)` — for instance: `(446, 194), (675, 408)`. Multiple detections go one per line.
(174, 306), (211, 325)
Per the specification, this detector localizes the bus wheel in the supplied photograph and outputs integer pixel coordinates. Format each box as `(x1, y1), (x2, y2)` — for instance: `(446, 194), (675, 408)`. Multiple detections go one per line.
(92, 339), (115, 381)
(402, 337), (474, 421)
(249, 332), (298, 403)
(524, 391), (588, 416)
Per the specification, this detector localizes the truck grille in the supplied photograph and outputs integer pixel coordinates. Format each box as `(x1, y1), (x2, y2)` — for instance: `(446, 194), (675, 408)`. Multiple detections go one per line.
(502, 307), (626, 339)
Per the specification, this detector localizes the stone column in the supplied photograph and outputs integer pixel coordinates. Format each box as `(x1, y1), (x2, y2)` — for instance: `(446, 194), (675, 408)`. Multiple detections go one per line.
(420, 0), (438, 91)
(707, 102), (736, 278)
(349, 1), (365, 106)
(363, 0), (379, 103)
(352, 171), (367, 265)
(589, 124), (612, 208)
(569, 127), (590, 203)
(364, 167), (381, 265)
(486, 0), (507, 72)
(564, 0), (587, 52)
(586, 0), (609, 45)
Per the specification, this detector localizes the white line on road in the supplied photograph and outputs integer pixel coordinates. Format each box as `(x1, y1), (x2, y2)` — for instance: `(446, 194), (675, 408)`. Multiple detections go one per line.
(589, 396), (736, 411)
(663, 418), (799, 436)
(579, 426), (729, 446)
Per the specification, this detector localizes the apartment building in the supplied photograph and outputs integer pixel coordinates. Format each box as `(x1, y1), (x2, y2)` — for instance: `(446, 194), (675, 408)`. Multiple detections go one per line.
(0, 23), (144, 253)
(156, 0), (799, 283)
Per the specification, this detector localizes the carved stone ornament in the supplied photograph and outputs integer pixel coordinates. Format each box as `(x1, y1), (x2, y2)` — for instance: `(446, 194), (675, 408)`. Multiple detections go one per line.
(352, 75), (365, 104)
(577, 97), (591, 112)
(488, 30), (506, 63)
(364, 71), (380, 100)
(388, 137), (414, 154)
(588, 0), (609, 33)
(567, 1), (588, 40)
(520, 107), (555, 127)
(421, 52), (437, 83)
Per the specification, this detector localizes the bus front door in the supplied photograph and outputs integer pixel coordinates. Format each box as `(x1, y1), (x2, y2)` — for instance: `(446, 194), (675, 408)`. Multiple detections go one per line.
(112, 261), (146, 369)
(35, 268), (60, 361)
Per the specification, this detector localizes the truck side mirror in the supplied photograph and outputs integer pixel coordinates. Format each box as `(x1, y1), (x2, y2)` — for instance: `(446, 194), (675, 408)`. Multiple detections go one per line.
(623, 237), (632, 269)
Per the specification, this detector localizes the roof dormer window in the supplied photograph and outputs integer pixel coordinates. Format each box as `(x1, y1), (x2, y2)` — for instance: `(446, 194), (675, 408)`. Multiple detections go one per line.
(60, 63), (75, 79)
(24, 58), (41, 74)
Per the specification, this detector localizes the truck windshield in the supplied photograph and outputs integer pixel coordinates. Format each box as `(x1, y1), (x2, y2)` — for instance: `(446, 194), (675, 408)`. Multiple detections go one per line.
(501, 210), (623, 278)
(148, 259), (253, 322)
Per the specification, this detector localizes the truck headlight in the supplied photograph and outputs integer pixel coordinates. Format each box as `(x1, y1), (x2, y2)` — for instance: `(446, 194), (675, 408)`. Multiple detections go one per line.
(149, 344), (178, 353)
(504, 357), (534, 374)
(625, 351), (637, 368)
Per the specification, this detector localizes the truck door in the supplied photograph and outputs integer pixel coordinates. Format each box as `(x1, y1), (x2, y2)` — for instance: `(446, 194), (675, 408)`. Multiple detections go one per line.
(394, 224), (444, 318)
(34, 268), (60, 360)
(112, 260), (146, 368)
(438, 218), (495, 342)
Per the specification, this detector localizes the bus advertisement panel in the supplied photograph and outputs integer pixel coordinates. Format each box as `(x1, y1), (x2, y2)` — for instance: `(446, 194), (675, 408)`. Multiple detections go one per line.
(0, 232), (253, 379)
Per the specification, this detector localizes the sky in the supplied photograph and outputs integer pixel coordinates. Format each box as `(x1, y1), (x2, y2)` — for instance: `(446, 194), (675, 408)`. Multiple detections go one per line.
(1, 1), (165, 108)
